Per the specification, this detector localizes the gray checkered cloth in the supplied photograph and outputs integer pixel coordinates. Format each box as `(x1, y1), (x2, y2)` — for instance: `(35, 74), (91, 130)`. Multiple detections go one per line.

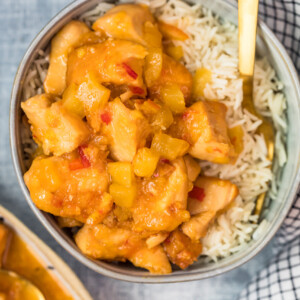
(239, 1), (300, 299)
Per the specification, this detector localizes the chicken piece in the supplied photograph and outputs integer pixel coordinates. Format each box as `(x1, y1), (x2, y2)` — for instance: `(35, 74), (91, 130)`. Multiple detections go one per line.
(187, 176), (239, 215)
(146, 232), (169, 249)
(169, 101), (236, 164)
(148, 54), (193, 103)
(75, 224), (171, 274)
(21, 94), (90, 156)
(92, 4), (158, 46)
(67, 40), (148, 90)
(44, 21), (91, 95)
(181, 211), (215, 240)
(132, 158), (190, 233)
(181, 177), (238, 240)
(163, 230), (202, 269)
(0, 224), (11, 267)
(101, 98), (151, 162)
(24, 148), (112, 224)
(183, 155), (201, 182)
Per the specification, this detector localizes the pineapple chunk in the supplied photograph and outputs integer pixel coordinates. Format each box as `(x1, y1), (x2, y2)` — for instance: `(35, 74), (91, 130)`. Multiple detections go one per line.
(161, 84), (185, 114)
(187, 176), (239, 216)
(77, 74), (111, 132)
(21, 94), (89, 156)
(44, 21), (90, 95)
(135, 100), (173, 131)
(108, 162), (134, 187)
(163, 230), (202, 270)
(143, 21), (162, 48)
(109, 183), (137, 208)
(144, 48), (163, 87)
(133, 147), (160, 177)
(149, 54), (193, 103)
(92, 4), (155, 46)
(67, 39), (148, 89)
(169, 101), (236, 164)
(192, 68), (212, 99)
(62, 83), (85, 118)
(157, 21), (189, 41)
(151, 132), (189, 161)
(102, 98), (151, 162)
(0, 224), (11, 268)
(165, 45), (183, 61)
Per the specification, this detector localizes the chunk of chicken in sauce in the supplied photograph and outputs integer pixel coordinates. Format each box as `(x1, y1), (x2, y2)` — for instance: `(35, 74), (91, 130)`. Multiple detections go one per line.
(24, 144), (112, 224)
(182, 176), (239, 240)
(92, 4), (160, 47)
(67, 39), (148, 90)
(101, 98), (151, 162)
(163, 229), (202, 270)
(75, 224), (171, 274)
(169, 100), (236, 164)
(132, 158), (190, 233)
(44, 21), (91, 96)
(21, 94), (90, 156)
(148, 54), (193, 103)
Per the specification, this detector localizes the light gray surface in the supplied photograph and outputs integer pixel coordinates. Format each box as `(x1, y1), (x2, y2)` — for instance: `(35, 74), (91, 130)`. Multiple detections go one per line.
(0, 0), (275, 299)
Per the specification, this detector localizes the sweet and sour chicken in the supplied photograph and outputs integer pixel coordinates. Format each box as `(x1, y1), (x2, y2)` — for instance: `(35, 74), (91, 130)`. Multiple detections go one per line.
(22, 4), (243, 274)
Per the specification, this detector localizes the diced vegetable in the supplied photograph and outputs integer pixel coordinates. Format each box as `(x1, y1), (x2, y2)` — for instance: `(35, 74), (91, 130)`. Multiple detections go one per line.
(109, 183), (137, 208)
(165, 45), (183, 61)
(122, 63), (138, 79)
(188, 186), (205, 202)
(62, 83), (85, 118)
(100, 112), (112, 125)
(151, 132), (189, 160)
(192, 68), (212, 99)
(144, 48), (163, 87)
(158, 21), (189, 41)
(133, 147), (160, 177)
(78, 145), (91, 168)
(69, 158), (84, 171)
(108, 162), (134, 187)
(161, 84), (185, 114)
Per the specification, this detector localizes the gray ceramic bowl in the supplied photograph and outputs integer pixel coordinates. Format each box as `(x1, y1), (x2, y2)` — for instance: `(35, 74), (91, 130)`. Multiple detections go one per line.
(10, 0), (300, 283)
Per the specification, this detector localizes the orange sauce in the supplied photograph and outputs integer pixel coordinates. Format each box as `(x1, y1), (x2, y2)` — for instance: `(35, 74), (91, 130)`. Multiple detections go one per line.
(2, 226), (73, 300)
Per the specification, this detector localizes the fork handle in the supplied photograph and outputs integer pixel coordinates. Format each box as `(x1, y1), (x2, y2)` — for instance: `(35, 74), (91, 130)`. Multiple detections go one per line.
(238, 0), (259, 76)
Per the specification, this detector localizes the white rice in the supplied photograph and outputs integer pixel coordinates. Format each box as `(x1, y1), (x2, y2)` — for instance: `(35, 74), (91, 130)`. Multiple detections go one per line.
(22, 0), (287, 262)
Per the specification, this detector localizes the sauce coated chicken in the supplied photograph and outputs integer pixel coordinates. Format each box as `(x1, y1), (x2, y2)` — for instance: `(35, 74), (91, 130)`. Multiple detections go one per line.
(22, 4), (243, 274)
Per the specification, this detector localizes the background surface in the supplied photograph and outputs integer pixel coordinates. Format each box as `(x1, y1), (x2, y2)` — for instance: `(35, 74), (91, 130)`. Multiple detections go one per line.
(0, 0), (277, 299)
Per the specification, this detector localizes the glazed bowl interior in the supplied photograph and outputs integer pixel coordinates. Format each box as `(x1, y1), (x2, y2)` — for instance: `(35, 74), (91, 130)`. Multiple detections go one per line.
(10, 0), (300, 282)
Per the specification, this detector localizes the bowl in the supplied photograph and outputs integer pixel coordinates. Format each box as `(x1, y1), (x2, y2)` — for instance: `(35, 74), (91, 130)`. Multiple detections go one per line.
(0, 205), (92, 299)
(10, 0), (300, 282)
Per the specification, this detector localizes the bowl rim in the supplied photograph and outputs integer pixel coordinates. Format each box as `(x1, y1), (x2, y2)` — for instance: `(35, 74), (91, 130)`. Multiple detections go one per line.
(9, 0), (300, 283)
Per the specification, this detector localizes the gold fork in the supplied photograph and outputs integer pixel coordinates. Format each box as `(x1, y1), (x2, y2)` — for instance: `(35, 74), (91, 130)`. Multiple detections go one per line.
(238, 0), (274, 216)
